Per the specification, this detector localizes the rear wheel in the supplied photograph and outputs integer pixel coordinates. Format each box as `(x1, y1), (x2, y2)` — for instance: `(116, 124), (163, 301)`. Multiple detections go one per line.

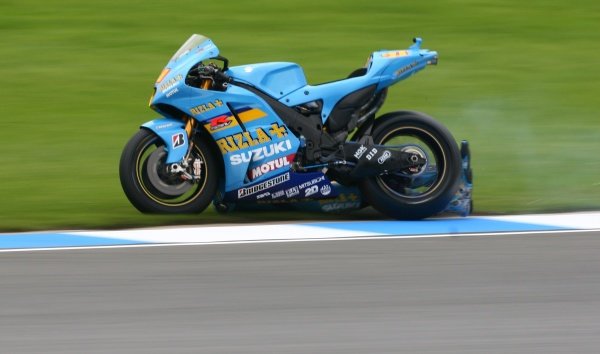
(119, 129), (218, 213)
(359, 111), (461, 220)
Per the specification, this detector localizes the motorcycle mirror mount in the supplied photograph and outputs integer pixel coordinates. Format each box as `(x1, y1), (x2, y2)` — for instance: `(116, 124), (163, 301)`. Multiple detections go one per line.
(410, 37), (423, 50)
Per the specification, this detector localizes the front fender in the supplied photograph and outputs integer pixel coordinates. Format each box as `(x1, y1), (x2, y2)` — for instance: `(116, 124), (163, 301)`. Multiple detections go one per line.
(141, 118), (188, 164)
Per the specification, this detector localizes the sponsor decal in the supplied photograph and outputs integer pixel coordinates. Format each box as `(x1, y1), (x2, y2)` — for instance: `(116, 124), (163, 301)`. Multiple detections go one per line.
(381, 50), (409, 58)
(155, 123), (174, 130)
(267, 123), (288, 138)
(171, 133), (185, 149)
(285, 186), (299, 198)
(237, 173), (290, 199)
(217, 123), (289, 155)
(256, 191), (270, 200)
(190, 99), (224, 115)
(298, 175), (325, 190)
(204, 113), (236, 133)
(322, 201), (362, 212)
(365, 148), (378, 160)
(203, 108), (272, 134)
(208, 115), (233, 131)
(319, 192), (361, 211)
(159, 74), (183, 92)
(304, 185), (319, 197)
(230, 140), (292, 165)
(248, 154), (295, 180)
(270, 190), (285, 199)
(354, 145), (368, 159)
(378, 150), (392, 164)
(217, 130), (271, 153)
(254, 174), (332, 200)
(296, 175), (332, 198)
(165, 88), (179, 97)
(394, 61), (419, 77)
(226, 171), (332, 202)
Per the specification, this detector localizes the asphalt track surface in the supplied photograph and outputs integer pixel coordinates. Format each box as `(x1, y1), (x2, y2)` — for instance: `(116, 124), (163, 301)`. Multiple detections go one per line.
(2, 230), (600, 353)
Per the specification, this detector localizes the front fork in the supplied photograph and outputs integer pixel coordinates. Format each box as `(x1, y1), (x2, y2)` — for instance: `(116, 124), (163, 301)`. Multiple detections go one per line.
(183, 78), (210, 141)
(172, 78), (212, 180)
(168, 117), (198, 181)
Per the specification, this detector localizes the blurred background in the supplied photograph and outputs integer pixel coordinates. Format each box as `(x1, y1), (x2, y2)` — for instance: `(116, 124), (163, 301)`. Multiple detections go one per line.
(1, 0), (599, 231)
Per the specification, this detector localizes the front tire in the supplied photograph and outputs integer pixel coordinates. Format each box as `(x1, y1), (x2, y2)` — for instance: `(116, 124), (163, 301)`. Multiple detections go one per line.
(360, 111), (461, 220)
(119, 129), (219, 213)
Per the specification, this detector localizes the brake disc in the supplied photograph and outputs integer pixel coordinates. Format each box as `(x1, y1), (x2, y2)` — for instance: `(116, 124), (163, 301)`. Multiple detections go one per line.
(146, 149), (192, 196)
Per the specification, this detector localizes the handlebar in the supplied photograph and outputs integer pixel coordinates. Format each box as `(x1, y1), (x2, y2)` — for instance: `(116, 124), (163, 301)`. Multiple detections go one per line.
(214, 69), (233, 83)
(196, 64), (232, 83)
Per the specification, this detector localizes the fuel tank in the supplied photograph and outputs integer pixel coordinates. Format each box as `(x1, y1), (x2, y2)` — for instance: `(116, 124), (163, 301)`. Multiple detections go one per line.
(227, 62), (307, 99)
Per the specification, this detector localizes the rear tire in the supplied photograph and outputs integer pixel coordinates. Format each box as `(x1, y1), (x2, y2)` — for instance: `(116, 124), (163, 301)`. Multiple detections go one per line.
(359, 111), (461, 220)
(119, 129), (219, 213)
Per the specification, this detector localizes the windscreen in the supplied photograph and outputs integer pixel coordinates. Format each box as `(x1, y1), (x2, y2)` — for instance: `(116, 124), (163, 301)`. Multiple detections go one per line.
(170, 34), (211, 63)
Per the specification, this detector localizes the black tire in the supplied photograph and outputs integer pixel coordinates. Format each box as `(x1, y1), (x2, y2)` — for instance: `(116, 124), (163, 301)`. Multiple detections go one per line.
(359, 111), (461, 220)
(119, 129), (219, 213)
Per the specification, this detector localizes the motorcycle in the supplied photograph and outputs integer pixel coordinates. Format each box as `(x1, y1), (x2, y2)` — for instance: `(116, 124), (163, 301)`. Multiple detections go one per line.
(119, 34), (473, 219)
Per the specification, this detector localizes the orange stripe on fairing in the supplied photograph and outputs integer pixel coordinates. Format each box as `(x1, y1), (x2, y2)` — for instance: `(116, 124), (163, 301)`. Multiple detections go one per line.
(238, 108), (267, 122)
(156, 68), (170, 83)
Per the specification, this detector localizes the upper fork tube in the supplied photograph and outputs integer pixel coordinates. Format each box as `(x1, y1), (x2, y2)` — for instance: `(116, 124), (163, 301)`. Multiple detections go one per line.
(183, 116), (198, 165)
(183, 78), (211, 152)
(182, 78), (209, 167)
(200, 78), (212, 90)
(184, 116), (196, 138)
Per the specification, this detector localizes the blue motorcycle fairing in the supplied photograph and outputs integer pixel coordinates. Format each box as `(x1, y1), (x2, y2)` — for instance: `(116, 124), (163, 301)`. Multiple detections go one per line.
(226, 62), (307, 100)
(145, 34), (446, 206)
(375, 49), (438, 90)
(268, 42), (438, 122)
(195, 84), (302, 192)
(150, 66), (304, 192)
(282, 76), (380, 123)
(141, 118), (188, 164)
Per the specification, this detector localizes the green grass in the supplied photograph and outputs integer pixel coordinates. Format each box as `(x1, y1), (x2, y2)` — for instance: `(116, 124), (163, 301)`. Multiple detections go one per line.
(1, 0), (599, 231)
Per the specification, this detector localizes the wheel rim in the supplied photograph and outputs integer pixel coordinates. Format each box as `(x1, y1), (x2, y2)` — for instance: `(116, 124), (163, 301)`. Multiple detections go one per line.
(134, 136), (209, 207)
(376, 126), (447, 200)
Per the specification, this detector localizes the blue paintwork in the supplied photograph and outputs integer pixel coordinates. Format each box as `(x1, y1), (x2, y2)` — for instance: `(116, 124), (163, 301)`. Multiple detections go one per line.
(227, 62), (307, 99)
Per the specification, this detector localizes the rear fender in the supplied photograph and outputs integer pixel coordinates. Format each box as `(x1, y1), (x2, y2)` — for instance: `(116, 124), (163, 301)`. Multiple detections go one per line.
(141, 118), (188, 164)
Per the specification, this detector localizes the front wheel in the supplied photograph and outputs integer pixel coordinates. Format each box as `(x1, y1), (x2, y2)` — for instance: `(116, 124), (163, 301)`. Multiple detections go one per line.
(119, 129), (219, 213)
(359, 111), (461, 220)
